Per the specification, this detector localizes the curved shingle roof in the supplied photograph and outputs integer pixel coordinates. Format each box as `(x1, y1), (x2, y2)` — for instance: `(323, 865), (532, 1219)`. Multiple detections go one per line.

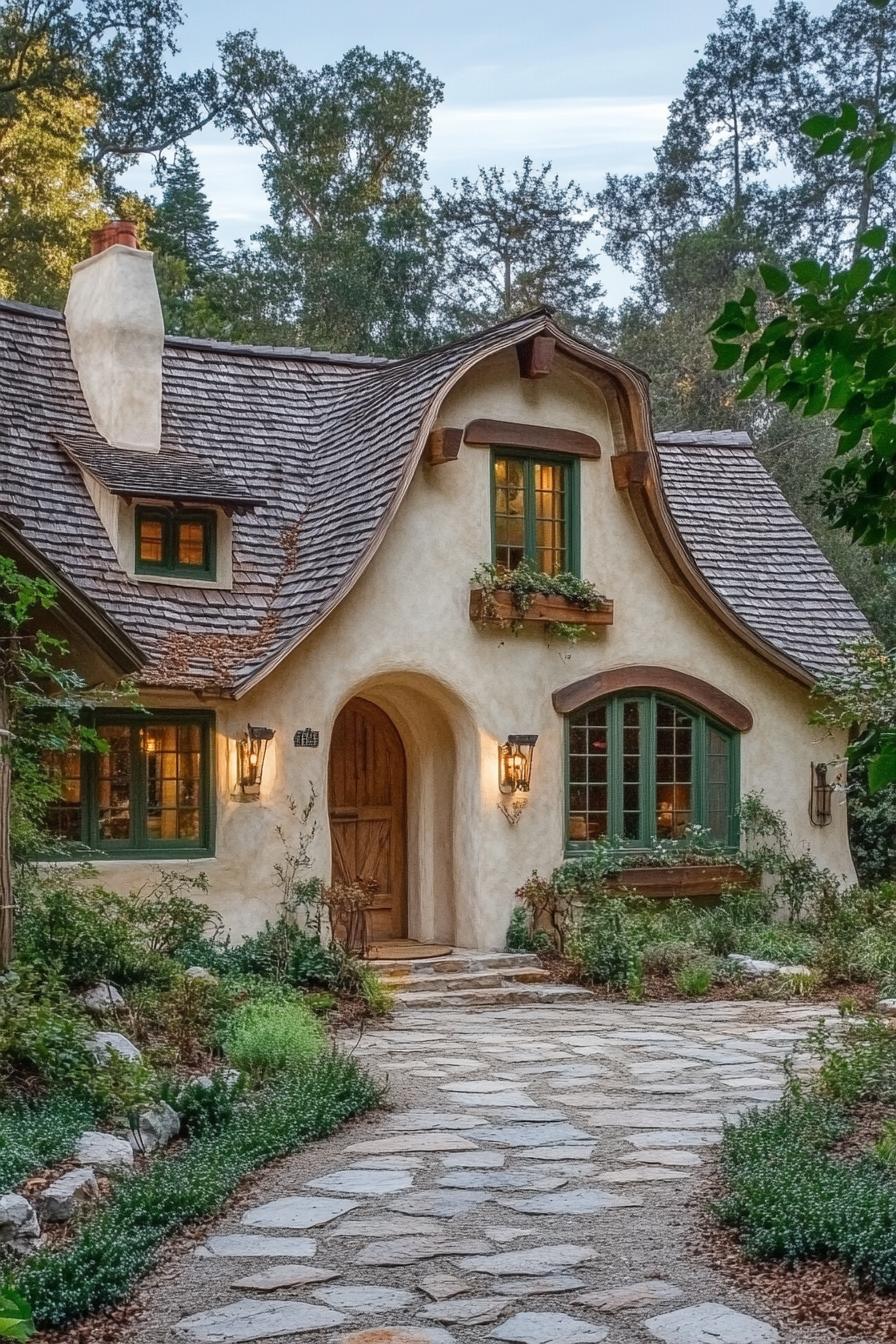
(0, 298), (869, 693)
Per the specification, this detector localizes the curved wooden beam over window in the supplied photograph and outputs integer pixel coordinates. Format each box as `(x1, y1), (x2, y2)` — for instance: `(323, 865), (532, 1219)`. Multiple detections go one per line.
(464, 418), (601, 459)
(552, 665), (754, 733)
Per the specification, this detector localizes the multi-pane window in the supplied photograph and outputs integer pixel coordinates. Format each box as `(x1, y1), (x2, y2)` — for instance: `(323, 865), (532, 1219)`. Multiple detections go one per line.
(135, 508), (216, 580)
(493, 452), (575, 576)
(567, 693), (738, 851)
(44, 713), (213, 857)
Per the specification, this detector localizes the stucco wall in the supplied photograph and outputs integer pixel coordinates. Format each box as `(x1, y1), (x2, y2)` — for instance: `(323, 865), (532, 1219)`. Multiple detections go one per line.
(88, 346), (856, 946)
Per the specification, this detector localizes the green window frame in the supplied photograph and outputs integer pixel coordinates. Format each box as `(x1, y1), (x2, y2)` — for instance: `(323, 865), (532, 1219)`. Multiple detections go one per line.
(565, 692), (740, 856)
(44, 711), (215, 859)
(491, 449), (580, 576)
(135, 507), (217, 580)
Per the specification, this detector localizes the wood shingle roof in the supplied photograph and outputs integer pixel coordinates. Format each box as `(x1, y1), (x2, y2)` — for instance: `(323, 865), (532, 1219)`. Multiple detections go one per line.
(0, 298), (869, 694)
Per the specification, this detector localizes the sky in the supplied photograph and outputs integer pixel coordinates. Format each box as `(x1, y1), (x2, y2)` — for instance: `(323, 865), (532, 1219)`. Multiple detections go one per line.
(125, 0), (834, 304)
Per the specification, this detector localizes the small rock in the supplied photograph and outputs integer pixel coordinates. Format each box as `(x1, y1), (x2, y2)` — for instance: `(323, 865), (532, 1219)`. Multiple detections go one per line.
(778, 964), (811, 977)
(86, 1031), (142, 1065)
(132, 1101), (180, 1154)
(878, 998), (896, 1014)
(727, 954), (780, 976)
(36, 1168), (99, 1223)
(0, 1194), (40, 1253)
(75, 1131), (134, 1172)
(80, 983), (125, 1014)
(184, 966), (218, 984)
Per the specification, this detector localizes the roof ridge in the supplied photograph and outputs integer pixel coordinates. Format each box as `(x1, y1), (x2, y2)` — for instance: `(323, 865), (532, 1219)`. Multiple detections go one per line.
(0, 297), (65, 322)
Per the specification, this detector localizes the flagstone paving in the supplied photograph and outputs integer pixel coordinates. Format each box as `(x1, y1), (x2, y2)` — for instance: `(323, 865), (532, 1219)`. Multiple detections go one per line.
(132, 998), (857, 1344)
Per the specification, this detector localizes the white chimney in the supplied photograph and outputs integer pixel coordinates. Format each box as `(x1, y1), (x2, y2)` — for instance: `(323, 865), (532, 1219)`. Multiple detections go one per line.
(64, 221), (164, 453)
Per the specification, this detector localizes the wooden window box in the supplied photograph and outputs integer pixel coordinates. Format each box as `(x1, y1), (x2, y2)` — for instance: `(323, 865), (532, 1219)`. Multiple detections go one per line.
(603, 862), (752, 899)
(469, 588), (614, 627)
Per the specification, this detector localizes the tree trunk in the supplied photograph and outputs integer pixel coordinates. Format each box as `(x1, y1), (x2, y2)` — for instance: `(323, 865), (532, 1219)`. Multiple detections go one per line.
(0, 680), (12, 970)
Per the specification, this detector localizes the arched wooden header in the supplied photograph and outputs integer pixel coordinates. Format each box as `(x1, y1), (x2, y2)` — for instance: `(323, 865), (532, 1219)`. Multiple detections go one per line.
(552, 664), (754, 732)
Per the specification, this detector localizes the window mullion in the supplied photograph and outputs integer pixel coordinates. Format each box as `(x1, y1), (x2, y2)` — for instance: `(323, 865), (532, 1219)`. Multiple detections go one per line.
(608, 699), (621, 839)
(131, 723), (145, 850)
(694, 716), (707, 832)
(642, 696), (655, 846)
(524, 458), (536, 565)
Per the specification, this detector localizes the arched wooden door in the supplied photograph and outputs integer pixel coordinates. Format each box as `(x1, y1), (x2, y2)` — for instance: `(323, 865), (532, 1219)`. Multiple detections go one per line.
(328, 698), (407, 941)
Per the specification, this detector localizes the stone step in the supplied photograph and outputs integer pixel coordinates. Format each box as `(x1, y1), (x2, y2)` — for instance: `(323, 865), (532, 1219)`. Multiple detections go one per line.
(372, 952), (543, 978)
(379, 967), (552, 992)
(392, 983), (594, 1009)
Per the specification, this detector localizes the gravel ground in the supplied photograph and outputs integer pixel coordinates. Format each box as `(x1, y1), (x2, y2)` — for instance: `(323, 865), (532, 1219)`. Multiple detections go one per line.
(129, 998), (871, 1344)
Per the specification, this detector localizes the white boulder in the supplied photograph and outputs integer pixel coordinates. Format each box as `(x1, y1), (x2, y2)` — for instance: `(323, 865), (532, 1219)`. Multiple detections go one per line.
(87, 1031), (142, 1065)
(80, 983), (125, 1014)
(184, 966), (218, 984)
(75, 1131), (134, 1172)
(36, 1168), (99, 1223)
(0, 1194), (40, 1253)
(878, 999), (896, 1014)
(727, 955), (780, 977)
(132, 1101), (181, 1153)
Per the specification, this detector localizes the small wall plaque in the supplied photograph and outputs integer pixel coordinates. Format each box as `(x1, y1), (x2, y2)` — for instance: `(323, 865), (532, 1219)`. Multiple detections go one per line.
(293, 728), (320, 748)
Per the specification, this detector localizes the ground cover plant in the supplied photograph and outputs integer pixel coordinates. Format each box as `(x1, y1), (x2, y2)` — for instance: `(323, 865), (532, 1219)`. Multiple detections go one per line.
(508, 795), (896, 1002)
(714, 1013), (896, 1318)
(3, 1053), (381, 1330)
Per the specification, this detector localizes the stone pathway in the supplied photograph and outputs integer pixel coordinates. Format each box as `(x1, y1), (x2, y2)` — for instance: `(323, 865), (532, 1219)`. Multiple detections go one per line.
(133, 998), (859, 1344)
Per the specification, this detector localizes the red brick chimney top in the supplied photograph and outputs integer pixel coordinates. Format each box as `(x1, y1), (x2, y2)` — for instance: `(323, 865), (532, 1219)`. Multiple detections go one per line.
(90, 220), (139, 256)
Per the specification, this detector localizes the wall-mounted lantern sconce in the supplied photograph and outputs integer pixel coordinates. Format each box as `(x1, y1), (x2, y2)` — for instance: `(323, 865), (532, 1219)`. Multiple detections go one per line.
(809, 760), (833, 827)
(498, 734), (537, 824)
(239, 725), (275, 796)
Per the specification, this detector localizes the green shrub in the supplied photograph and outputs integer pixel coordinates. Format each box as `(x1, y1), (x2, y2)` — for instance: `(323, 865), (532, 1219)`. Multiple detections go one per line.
(641, 940), (701, 975)
(675, 960), (714, 997)
(0, 1289), (34, 1340)
(568, 897), (640, 988)
(0, 968), (93, 1092)
(156, 1072), (245, 1137)
(219, 1001), (325, 1079)
(505, 906), (549, 954)
(287, 933), (345, 990)
(812, 1018), (896, 1106)
(716, 1094), (896, 1290)
(357, 968), (394, 1017)
(729, 923), (819, 966)
(0, 1093), (94, 1194)
(6, 1052), (381, 1329)
(15, 871), (215, 990)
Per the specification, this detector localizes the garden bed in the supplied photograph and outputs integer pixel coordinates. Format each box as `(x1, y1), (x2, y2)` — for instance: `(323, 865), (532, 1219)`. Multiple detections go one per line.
(0, 867), (389, 1338)
(705, 1017), (896, 1339)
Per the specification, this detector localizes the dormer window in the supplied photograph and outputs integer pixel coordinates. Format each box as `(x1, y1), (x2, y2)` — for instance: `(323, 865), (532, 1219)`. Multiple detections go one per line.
(135, 507), (216, 580)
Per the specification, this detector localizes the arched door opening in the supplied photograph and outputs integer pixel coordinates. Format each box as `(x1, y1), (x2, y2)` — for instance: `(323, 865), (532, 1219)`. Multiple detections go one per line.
(328, 697), (407, 942)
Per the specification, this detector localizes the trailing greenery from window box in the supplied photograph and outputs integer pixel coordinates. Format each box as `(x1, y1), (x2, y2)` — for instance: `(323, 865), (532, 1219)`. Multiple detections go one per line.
(471, 558), (609, 641)
(4, 1051), (381, 1330)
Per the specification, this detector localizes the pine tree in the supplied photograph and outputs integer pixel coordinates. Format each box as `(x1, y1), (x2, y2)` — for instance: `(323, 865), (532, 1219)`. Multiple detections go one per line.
(147, 145), (221, 286)
(433, 158), (607, 342)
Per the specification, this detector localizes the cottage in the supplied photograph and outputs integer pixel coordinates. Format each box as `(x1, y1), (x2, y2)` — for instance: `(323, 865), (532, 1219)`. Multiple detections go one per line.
(0, 222), (870, 951)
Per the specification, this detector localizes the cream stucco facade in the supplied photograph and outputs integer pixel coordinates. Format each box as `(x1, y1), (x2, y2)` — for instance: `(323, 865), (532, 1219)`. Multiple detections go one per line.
(88, 345), (857, 948)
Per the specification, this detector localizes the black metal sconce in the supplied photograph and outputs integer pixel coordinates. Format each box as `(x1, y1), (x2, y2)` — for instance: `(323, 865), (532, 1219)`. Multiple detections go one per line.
(809, 761), (833, 827)
(239, 725), (275, 796)
(498, 734), (538, 796)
